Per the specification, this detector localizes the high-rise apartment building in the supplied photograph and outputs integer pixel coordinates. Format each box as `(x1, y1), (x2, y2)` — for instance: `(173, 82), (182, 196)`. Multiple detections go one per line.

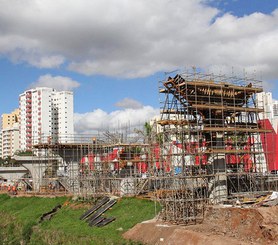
(256, 92), (273, 120)
(273, 100), (278, 118)
(1, 109), (20, 158)
(19, 87), (74, 151)
(2, 122), (20, 158)
(256, 92), (278, 132)
(2, 109), (19, 129)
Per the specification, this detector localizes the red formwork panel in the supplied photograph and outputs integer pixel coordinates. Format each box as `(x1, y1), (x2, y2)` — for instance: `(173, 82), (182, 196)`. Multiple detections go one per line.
(258, 119), (278, 171)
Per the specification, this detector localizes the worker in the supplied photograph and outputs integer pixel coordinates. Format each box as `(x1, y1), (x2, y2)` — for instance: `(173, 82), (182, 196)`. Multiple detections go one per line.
(12, 185), (17, 195)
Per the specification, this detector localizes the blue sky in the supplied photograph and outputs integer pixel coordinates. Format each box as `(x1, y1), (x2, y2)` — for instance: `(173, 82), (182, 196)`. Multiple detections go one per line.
(0, 0), (277, 133)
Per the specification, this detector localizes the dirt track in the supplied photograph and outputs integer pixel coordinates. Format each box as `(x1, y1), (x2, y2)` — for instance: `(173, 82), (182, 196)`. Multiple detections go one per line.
(123, 206), (278, 245)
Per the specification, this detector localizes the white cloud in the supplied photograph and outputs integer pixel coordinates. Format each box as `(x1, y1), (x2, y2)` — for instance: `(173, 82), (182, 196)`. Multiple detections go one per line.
(0, 1), (278, 80)
(27, 55), (65, 68)
(115, 98), (143, 109)
(30, 74), (80, 91)
(74, 106), (159, 134)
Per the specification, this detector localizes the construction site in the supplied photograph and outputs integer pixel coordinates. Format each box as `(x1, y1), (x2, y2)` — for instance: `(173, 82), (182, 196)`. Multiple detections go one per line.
(10, 70), (278, 228)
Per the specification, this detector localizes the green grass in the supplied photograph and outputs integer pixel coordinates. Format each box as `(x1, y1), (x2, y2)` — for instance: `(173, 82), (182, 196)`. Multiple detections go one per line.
(0, 194), (67, 244)
(0, 195), (160, 245)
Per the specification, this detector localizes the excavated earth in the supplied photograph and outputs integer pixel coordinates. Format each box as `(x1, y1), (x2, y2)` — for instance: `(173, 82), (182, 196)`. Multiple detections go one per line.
(123, 206), (278, 245)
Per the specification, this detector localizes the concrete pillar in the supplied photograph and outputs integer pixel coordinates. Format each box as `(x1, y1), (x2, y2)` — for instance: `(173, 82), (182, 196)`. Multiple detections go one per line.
(209, 174), (227, 204)
(14, 155), (60, 192)
(209, 132), (228, 203)
(21, 163), (47, 192)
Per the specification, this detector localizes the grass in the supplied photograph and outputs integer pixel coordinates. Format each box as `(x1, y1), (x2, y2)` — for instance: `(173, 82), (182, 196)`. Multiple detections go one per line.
(0, 195), (160, 245)
(0, 194), (67, 244)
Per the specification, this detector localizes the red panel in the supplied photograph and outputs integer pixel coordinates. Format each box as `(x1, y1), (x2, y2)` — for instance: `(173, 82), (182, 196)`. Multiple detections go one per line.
(258, 119), (278, 171)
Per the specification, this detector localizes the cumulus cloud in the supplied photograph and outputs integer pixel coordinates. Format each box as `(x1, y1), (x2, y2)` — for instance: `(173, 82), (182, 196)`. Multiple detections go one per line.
(27, 55), (65, 68)
(0, 1), (278, 80)
(30, 74), (80, 91)
(74, 106), (159, 134)
(115, 98), (143, 109)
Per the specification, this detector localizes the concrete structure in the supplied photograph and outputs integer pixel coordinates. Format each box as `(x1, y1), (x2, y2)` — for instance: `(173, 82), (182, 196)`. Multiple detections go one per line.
(0, 167), (29, 184)
(14, 155), (62, 192)
(19, 87), (74, 151)
(1, 109), (20, 158)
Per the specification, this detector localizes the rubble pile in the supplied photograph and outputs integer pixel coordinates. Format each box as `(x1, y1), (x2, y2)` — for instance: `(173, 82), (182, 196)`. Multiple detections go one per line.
(123, 193), (278, 245)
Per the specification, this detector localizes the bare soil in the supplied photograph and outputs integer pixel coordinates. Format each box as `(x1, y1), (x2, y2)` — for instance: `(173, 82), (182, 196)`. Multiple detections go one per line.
(123, 206), (278, 245)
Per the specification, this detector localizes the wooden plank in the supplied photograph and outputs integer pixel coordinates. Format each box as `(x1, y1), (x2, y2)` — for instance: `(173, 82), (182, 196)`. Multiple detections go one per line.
(88, 216), (105, 227)
(191, 104), (264, 112)
(80, 196), (110, 220)
(95, 217), (116, 227)
(86, 199), (117, 224)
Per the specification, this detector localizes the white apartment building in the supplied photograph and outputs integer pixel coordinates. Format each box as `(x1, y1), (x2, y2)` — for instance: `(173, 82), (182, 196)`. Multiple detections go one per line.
(256, 92), (274, 120)
(256, 92), (278, 132)
(273, 100), (278, 118)
(2, 122), (20, 158)
(1, 109), (20, 159)
(19, 87), (74, 151)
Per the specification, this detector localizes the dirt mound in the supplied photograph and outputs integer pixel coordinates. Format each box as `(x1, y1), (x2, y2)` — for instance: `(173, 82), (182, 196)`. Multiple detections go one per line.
(198, 206), (278, 243)
(123, 206), (278, 245)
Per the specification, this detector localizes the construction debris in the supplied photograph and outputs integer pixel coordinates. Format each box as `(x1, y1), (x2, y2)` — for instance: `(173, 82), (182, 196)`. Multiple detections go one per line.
(80, 196), (117, 228)
(123, 205), (278, 245)
(254, 192), (278, 207)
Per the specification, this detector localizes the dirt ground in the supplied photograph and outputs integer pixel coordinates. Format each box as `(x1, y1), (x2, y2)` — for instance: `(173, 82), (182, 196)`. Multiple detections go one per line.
(123, 205), (278, 245)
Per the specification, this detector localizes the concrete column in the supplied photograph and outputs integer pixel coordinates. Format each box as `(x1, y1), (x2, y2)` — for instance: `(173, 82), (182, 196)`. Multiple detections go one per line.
(209, 174), (227, 204)
(21, 163), (47, 192)
(209, 132), (228, 203)
(14, 155), (60, 192)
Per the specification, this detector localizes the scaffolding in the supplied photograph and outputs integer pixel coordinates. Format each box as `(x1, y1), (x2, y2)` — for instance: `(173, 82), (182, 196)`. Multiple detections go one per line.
(18, 70), (278, 224)
(156, 70), (277, 223)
